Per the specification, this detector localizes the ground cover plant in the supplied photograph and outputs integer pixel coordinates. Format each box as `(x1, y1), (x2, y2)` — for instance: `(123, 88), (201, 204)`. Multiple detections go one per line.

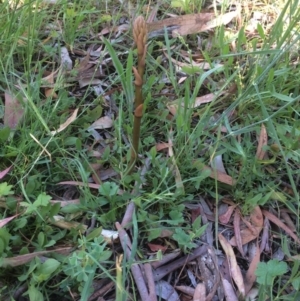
(0, 0), (300, 300)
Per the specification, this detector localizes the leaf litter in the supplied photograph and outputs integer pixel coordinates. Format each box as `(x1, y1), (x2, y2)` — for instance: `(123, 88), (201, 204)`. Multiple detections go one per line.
(1, 0), (300, 300)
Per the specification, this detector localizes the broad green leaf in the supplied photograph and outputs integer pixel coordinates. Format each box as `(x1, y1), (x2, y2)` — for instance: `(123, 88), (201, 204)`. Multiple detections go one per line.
(0, 127), (10, 142)
(292, 277), (300, 290)
(86, 227), (102, 241)
(28, 285), (44, 301)
(0, 228), (11, 250)
(148, 228), (162, 241)
(168, 210), (184, 225)
(99, 182), (119, 197)
(256, 260), (288, 285)
(37, 232), (45, 247)
(172, 228), (197, 251)
(0, 182), (13, 197)
(33, 193), (51, 207)
(192, 216), (201, 232)
(96, 250), (112, 262)
(38, 258), (60, 275)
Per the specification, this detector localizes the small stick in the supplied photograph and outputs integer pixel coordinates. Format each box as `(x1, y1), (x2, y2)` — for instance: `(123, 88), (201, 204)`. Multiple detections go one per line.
(153, 245), (207, 281)
(144, 263), (158, 301)
(116, 222), (151, 301)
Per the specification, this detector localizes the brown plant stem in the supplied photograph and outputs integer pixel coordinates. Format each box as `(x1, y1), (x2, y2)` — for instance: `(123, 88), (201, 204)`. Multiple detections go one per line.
(130, 114), (142, 169)
(128, 16), (148, 173)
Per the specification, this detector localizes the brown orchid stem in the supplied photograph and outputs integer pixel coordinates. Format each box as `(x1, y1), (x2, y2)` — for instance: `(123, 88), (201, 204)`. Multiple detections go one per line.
(128, 16), (148, 174)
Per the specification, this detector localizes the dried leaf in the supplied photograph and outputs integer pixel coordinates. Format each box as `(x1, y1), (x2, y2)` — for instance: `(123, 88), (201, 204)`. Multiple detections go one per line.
(193, 93), (217, 107)
(60, 46), (73, 70)
(222, 198), (237, 206)
(45, 89), (57, 99)
(167, 104), (178, 116)
(191, 206), (201, 223)
(220, 257), (231, 282)
(0, 247), (72, 267)
(57, 181), (124, 194)
(41, 68), (60, 88)
(193, 283), (206, 301)
(250, 206), (264, 228)
(219, 205), (236, 224)
(148, 243), (167, 252)
(212, 154), (227, 174)
(4, 90), (26, 129)
(167, 89), (232, 116)
(233, 209), (244, 257)
(160, 229), (174, 237)
(58, 181), (101, 189)
(42, 70), (58, 98)
(50, 108), (78, 135)
(175, 285), (195, 296)
(0, 215), (18, 228)
(262, 210), (300, 244)
(0, 166), (12, 180)
(260, 218), (270, 252)
(50, 199), (80, 207)
(75, 52), (91, 73)
(280, 211), (296, 232)
(155, 280), (180, 301)
(219, 233), (245, 296)
(100, 24), (130, 36)
(156, 142), (172, 151)
(146, 2), (159, 22)
(187, 268), (197, 287)
(245, 243), (261, 294)
(88, 116), (113, 130)
(178, 76), (187, 84)
(230, 229), (258, 246)
(256, 123), (267, 160)
(245, 288), (259, 301)
(174, 10), (240, 36)
(222, 278), (239, 301)
(230, 207), (263, 246)
(51, 215), (87, 232)
(203, 165), (236, 186)
(101, 229), (119, 243)
(290, 254), (300, 261)
(78, 78), (102, 88)
(147, 13), (215, 33)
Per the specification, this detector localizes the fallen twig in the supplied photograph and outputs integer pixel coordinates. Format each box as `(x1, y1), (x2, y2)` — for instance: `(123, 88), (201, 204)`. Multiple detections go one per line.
(116, 222), (152, 301)
(153, 245), (207, 281)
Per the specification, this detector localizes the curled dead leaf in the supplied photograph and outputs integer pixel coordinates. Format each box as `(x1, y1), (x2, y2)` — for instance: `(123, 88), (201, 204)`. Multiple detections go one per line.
(4, 90), (26, 130)
(219, 233), (245, 297)
(203, 165), (236, 186)
(0, 166), (12, 179)
(193, 283), (206, 301)
(256, 123), (268, 160)
(156, 142), (172, 151)
(50, 108), (78, 135)
(0, 215), (18, 228)
(88, 116), (113, 130)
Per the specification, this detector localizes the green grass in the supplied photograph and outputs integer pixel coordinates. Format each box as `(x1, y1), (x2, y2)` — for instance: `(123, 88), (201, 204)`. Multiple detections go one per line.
(0, 0), (300, 300)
